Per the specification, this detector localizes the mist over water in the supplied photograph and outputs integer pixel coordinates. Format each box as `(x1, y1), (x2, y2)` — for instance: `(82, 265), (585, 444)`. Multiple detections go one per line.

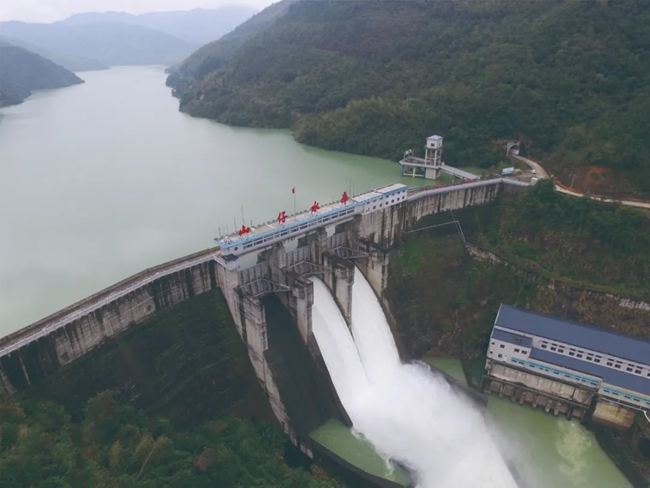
(310, 272), (519, 488)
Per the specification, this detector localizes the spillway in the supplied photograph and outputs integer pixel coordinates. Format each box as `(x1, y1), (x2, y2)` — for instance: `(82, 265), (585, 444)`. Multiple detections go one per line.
(310, 271), (519, 488)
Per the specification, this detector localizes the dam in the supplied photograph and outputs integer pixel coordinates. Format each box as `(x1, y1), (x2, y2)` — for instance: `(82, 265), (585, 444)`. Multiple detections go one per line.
(0, 178), (528, 486)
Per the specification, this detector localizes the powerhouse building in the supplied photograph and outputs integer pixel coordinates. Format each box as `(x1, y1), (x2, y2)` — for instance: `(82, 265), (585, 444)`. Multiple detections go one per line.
(484, 304), (650, 428)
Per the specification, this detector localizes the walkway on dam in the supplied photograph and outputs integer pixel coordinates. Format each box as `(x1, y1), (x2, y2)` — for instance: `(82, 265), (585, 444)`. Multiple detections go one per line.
(399, 156), (480, 180)
(0, 177), (529, 359)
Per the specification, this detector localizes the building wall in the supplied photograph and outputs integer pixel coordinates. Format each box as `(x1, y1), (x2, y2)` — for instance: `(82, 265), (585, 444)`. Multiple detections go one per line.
(487, 361), (595, 407)
(487, 336), (530, 363)
(592, 399), (637, 429)
(491, 324), (650, 410)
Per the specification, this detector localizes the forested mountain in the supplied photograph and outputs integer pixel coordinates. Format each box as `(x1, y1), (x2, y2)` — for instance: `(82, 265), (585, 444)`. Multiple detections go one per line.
(61, 6), (257, 44)
(0, 393), (342, 487)
(168, 0), (650, 196)
(0, 21), (199, 71)
(168, 0), (298, 87)
(0, 41), (83, 107)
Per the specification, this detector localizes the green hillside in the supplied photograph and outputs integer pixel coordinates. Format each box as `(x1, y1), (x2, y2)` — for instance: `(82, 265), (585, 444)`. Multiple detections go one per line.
(0, 42), (83, 107)
(168, 0), (650, 196)
(168, 0), (297, 89)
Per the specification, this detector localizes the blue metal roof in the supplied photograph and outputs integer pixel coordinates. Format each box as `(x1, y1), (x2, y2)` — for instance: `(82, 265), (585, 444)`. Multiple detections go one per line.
(491, 329), (532, 348)
(530, 348), (650, 397)
(496, 304), (650, 365)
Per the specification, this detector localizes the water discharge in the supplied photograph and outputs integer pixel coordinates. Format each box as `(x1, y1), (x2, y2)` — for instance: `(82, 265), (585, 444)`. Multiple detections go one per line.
(311, 272), (519, 488)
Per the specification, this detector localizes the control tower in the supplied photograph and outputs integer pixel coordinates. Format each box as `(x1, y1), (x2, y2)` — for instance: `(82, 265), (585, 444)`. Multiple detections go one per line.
(400, 134), (444, 180)
(425, 135), (443, 168)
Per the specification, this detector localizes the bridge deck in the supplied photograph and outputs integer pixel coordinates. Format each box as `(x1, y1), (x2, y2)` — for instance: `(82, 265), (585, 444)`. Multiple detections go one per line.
(399, 156), (479, 180)
(440, 166), (479, 180)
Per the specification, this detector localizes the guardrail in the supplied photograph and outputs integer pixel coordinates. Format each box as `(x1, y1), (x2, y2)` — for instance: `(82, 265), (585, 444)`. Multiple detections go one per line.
(406, 177), (529, 203)
(0, 251), (220, 359)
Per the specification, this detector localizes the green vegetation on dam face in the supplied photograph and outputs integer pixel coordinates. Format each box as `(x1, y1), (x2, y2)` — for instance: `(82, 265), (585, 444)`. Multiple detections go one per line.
(21, 290), (270, 428)
(0, 65), (429, 338)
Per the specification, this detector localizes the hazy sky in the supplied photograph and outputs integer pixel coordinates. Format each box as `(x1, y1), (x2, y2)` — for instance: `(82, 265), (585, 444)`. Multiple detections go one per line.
(0, 0), (277, 23)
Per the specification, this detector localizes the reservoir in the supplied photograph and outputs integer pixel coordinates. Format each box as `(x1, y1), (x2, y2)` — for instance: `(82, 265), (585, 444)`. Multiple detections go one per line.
(0, 66), (633, 488)
(0, 66), (424, 336)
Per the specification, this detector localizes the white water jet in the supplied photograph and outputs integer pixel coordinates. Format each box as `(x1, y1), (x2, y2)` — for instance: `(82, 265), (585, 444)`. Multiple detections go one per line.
(310, 272), (519, 488)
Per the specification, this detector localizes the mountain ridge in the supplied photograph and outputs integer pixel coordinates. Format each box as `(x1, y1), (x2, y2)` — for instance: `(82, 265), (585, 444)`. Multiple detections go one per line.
(0, 21), (198, 71)
(168, 0), (650, 197)
(0, 41), (83, 107)
(60, 6), (257, 44)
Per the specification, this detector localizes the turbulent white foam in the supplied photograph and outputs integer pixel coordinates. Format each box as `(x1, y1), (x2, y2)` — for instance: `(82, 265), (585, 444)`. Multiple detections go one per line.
(310, 272), (519, 488)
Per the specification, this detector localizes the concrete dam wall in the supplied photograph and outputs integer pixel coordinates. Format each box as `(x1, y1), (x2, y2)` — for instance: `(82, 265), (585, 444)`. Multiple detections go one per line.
(0, 179), (522, 436)
(0, 248), (219, 392)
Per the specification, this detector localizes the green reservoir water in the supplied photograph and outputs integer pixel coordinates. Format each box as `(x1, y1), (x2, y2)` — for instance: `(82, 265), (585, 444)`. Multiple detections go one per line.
(310, 419), (411, 486)
(422, 355), (467, 385)
(0, 66), (427, 337)
(426, 356), (632, 488)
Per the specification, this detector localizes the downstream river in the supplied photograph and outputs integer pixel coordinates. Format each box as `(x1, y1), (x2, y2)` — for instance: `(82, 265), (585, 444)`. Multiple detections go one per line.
(0, 66), (424, 336)
(0, 66), (632, 488)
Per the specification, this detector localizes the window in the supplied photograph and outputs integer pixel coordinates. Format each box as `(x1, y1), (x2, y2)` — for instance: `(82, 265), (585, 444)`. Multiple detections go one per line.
(586, 357), (592, 362)
(627, 367), (633, 372)
(491, 341), (495, 345)
(514, 348), (520, 353)
(615, 364), (621, 369)
(607, 362), (613, 367)
(576, 354), (583, 359)
(500, 344), (505, 349)
(550, 347), (557, 351)
(635, 369), (642, 375)
(498, 353), (503, 358)
(541, 344), (548, 349)
(569, 352), (575, 356)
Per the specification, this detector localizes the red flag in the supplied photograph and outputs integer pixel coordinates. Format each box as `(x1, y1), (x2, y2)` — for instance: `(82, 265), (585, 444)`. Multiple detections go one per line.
(291, 187), (296, 194)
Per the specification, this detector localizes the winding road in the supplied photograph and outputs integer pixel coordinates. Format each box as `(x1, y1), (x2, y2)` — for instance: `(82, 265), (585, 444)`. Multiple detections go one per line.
(512, 155), (650, 210)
